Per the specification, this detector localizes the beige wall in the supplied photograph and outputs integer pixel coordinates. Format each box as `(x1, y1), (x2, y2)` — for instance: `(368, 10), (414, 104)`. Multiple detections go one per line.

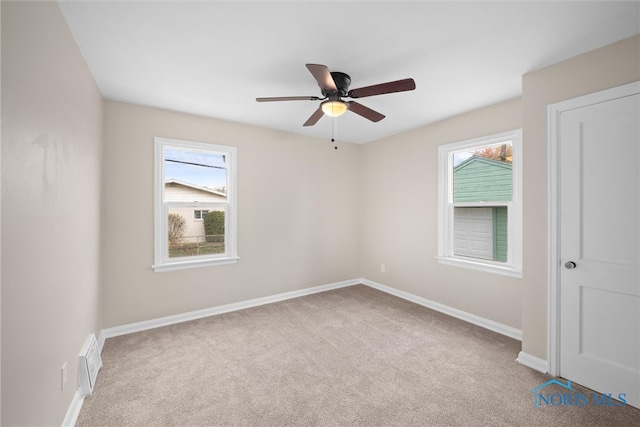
(1, 2), (104, 426)
(520, 34), (640, 360)
(359, 98), (524, 329)
(1, 2), (3, 422)
(101, 101), (361, 327)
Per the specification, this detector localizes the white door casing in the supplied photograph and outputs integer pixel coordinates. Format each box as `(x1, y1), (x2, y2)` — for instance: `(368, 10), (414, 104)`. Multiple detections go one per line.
(548, 81), (640, 409)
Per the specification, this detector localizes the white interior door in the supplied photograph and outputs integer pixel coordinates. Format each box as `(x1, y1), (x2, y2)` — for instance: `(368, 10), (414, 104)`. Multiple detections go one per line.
(559, 90), (639, 408)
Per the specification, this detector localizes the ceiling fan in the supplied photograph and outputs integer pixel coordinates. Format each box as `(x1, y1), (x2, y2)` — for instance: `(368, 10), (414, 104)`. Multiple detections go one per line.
(256, 64), (416, 126)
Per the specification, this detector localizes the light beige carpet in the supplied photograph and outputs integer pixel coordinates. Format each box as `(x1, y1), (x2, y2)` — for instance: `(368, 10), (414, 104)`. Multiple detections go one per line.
(77, 285), (639, 426)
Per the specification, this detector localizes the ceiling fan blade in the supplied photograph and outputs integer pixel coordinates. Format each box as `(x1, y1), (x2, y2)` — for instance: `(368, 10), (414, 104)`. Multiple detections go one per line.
(306, 64), (338, 92)
(256, 96), (319, 102)
(348, 102), (385, 122)
(348, 78), (416, 99)
(303, 107), (325, 127)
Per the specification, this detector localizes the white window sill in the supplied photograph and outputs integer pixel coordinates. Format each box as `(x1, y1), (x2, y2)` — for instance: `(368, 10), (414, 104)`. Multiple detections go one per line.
(153, 256), (239, 272)
(437, 256), (522, 278)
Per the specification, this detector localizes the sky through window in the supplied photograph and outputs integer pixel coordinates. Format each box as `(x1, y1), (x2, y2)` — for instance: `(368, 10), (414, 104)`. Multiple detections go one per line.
(164, 147), (227, 190)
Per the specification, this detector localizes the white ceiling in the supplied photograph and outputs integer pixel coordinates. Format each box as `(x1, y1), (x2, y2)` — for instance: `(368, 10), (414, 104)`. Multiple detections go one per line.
(58, 1), (640, 144)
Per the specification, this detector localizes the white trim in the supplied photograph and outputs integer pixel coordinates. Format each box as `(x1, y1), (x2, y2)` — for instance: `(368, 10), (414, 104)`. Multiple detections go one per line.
(64, 276), (534, 426)
(101, 277), (523, 343)
(516, 351), (548, 374)
(546, 81), (640, 377)
(547, 96), (562, 377)
(61, 389), (84, 427)
(102, 279), (360, 339)
(152, 255), (240, 272)
(361, 279), (522, 340)
(436, 256), (523, 278)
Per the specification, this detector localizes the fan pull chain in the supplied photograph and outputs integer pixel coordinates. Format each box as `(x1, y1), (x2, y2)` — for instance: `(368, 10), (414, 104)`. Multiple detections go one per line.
(331, 116), (338, 150)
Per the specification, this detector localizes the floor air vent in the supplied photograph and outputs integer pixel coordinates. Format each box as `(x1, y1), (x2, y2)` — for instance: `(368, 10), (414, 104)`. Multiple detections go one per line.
(79, 334), (102, 396)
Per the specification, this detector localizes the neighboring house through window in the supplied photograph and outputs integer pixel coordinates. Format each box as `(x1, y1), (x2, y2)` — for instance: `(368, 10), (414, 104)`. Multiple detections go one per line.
(154, 137), (238, 272)
(437, 129), (522, 277)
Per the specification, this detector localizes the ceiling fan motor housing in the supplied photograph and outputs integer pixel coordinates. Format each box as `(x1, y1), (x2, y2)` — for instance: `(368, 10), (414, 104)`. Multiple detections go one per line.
(324, 72), (351, 97)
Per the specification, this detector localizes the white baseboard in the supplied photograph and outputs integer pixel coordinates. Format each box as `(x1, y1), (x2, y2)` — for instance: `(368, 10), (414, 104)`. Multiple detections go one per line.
(361, 278), (523, 341)
(516, 351), (548, 373)
(102, 279), (360, 339)
(61, 389), (84, 427)
(102, 277), (523, 343)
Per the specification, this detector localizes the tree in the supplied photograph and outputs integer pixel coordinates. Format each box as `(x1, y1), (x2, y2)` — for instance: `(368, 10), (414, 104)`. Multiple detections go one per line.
(204, 210), (225, 243)
(473, 144), (512, 163)
(168, 213), (186, 243)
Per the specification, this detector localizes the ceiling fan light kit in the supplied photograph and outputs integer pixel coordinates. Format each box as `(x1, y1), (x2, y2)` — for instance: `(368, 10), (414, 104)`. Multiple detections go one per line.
(321, 100), (348, 117)
(256, 63), (416, 127)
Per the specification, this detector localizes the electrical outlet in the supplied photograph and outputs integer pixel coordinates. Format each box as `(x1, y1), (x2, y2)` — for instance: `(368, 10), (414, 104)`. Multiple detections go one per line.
(381, 264), (386, 273)
(61, 362), (68, 391)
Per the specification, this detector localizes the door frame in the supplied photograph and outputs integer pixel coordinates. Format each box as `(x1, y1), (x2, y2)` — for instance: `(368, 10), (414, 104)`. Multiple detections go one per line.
(547, 80), (640, 377)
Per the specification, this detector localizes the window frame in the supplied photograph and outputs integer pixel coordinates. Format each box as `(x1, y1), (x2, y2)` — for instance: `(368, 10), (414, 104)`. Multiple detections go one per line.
(153, 137), (238, 272)
(437, 129), (522, 278)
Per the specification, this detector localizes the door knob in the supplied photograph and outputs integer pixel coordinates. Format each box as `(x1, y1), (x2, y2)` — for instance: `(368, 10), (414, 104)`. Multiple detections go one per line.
(564, 261), (577, 269)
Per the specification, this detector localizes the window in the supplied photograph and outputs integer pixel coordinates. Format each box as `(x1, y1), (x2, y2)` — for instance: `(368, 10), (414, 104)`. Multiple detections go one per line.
(437, 129), (522, 277)
(154, 137), (238, 272)
(194, 210), (209, 220)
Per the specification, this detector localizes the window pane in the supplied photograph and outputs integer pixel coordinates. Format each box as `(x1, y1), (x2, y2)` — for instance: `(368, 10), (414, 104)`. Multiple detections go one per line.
(168, 206), (225, 258)
(453, 206), (507, 262)
(193, 209), (209, 220)
(453, 143), (512, 202)
(164, 147), (227, 202)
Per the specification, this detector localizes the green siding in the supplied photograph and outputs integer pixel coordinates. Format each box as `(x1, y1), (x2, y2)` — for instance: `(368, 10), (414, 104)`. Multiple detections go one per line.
(493, 207), (508, 262)
(453, 156), (510, 262)
(453, 156), (512, 202)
